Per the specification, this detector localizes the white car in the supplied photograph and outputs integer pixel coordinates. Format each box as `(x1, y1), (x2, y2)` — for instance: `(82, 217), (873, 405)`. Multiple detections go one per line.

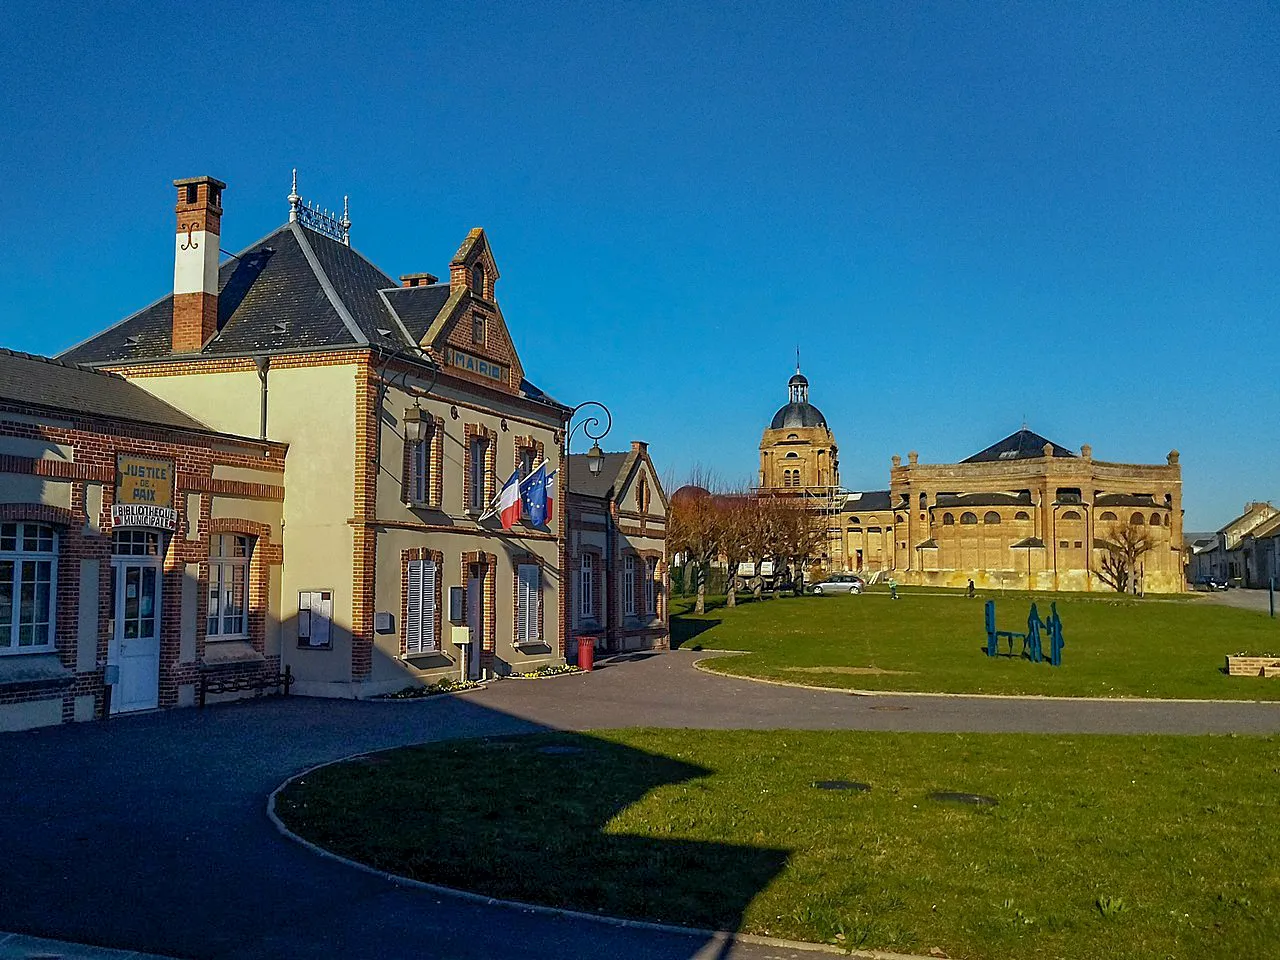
(811, 574), (865, 595)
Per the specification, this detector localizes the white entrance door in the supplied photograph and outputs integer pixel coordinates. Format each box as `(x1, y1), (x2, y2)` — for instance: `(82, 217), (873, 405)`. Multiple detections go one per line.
(110, 560), (161, 713)
(466, 568), (484, 680)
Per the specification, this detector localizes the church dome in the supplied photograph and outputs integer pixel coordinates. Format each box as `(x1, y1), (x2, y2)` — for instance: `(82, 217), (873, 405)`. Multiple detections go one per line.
(770, 365), (826, 430)
(770, 401), (827, 430)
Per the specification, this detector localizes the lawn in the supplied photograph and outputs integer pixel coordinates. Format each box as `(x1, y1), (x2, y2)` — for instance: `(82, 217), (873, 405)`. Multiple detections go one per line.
(673, 591), (1280, 700)
(275, 729), (1280, 959)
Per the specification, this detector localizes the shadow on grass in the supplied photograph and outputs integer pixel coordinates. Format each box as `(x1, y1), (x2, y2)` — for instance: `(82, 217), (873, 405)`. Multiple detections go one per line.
(670, 616), (722, 649)
(277, 729), (789, 955)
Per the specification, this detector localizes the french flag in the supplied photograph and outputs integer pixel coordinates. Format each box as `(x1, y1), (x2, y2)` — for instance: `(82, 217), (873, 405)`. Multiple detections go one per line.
(545, 469), (556, 523)
(485, 468), (524, 529)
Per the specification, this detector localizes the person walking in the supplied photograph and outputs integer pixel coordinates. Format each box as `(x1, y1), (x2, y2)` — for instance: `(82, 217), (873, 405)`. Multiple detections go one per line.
(967, 579), (975, 599)
(888, 576), (899, 600)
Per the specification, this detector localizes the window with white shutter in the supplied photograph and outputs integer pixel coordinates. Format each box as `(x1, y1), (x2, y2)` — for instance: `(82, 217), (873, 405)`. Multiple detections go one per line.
(623, 555), (636, 616)
(405, 558), (438, 654)
(579, 554), (593, 621)
(516, 563), (541, 644)
(645, 558), (658, 616)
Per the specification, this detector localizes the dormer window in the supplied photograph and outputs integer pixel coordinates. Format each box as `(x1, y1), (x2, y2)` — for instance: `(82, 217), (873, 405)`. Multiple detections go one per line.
(472, 314), (485, 345)
(471, 263), (485, 298)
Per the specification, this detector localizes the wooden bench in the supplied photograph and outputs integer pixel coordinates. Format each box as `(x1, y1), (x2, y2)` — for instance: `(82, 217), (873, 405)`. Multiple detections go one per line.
(198, 665), (293, 707)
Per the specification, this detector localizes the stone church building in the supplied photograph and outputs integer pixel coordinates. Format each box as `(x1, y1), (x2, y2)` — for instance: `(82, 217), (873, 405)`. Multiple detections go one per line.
(758, 368), (1185, 593)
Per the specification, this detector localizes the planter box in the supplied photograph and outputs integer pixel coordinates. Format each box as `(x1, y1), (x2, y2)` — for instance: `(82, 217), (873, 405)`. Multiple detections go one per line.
(1226, 655), (1280, 678)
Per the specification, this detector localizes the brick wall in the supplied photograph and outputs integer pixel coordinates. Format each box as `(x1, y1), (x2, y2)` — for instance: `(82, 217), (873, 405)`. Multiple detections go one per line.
(0, 404), (283, 726)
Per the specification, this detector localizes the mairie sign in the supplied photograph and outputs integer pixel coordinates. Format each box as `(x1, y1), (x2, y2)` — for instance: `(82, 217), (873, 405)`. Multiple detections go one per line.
(446, 347), (505, 383)
(111, 503), (180, 531)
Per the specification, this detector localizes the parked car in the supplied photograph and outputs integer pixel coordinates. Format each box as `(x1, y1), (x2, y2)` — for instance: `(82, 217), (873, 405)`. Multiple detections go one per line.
(1195, 576), (1230, 591)
(811, 574), (865, 595)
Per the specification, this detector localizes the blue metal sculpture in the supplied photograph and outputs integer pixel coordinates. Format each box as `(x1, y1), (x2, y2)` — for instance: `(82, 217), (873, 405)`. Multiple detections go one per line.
(984, 600), (1064, 667)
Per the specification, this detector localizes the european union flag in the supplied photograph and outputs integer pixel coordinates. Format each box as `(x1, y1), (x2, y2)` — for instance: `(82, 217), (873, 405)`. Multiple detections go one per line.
(524, 463), (549, 527)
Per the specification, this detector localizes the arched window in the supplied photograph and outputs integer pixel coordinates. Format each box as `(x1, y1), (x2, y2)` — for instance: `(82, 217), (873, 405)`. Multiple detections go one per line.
(850, 517), (860, 525)
(942, 513), (954, 525)
(1014, 511), (1030, 521)
(960, 512), (978, 525)
(1061, 510), (1081, 521)
(1150, 513), (1162, 526)
(984, 511), (1001, 524)
(1099, 511), (1117, 521)
(471, 263), (485, 296)
(785, 452), (799, 459)
(1130, 512), (1145, 525)
(787, 434), (799, 440)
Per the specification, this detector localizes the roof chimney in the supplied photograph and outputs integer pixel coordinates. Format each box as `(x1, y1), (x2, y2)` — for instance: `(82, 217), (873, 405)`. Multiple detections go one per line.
(172, 176), (225, 353)
(400, 273), (439, 288)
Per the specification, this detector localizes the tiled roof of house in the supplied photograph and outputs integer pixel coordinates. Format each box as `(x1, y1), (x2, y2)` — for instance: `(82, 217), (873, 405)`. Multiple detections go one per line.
(566, 453), (632, 500)
(1095, 493), (1159, 508)
(0, 348), (215, 433)
(935, 491), (1034, 508)
(843, 490), (892, 512)
(962, 429), (1076, 463)
(58, 221), (559, 407)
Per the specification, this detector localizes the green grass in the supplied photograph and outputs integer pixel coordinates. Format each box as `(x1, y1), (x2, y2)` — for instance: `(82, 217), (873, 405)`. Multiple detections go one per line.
(672, 591), (1280, 699)
(276, 729), (1280, 959)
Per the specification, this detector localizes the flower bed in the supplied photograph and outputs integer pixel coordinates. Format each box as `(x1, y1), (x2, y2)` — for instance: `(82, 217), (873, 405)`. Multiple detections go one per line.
(378, 677), (485, 699)
(507, 663), (582, 680)
(1225, 655), (1280, 678)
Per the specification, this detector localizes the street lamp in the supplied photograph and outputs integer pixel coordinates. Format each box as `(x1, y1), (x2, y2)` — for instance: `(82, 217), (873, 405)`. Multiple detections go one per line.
(567, 401), (613, 470)
(403, 403), (427, 443)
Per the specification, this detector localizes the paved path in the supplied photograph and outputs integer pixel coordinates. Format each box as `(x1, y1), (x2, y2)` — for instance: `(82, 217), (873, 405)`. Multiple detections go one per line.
(3, 650), (1279, 960)
(1201, 586), (1276, 613)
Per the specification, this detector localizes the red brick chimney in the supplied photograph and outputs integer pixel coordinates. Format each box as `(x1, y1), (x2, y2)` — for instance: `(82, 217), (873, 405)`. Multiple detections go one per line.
(172, 176), (225, 353)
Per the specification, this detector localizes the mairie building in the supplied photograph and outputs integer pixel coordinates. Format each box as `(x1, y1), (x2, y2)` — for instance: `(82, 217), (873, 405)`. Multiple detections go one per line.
(758, 368), (1185, 593)
(0, 172), (621, 730)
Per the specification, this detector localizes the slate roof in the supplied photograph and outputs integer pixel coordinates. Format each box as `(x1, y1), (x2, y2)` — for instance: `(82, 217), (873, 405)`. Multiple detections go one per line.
(843, 490), (892, 512)
(0, 348), (215, 434)
(769, 401), (828, 430)
(566, 453), (632, 499)
(382, 285), (454, 342)
(1095, 493), (1158, 508)
(58, 221), (560, 407)
(962, 429), (1076, 463)
(935, 491), (1034, 508)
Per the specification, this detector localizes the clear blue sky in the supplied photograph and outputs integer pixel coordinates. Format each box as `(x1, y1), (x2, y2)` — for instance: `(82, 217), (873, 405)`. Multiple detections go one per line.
(1, 2), (1276, 530)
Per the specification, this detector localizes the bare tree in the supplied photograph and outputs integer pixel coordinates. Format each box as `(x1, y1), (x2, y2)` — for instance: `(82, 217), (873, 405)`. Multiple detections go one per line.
(767, 498), (827, 596)
(1097, 518), (1154, 594)
(716, 494), (755, 608)
(668, 469), (723, 615)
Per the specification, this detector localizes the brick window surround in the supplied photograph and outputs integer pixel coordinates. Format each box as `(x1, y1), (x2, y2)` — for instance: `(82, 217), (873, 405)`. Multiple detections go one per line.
(401, 415), (445, 510)
(461, 550), (497, 672)
(400, 547), (445, 656)
(511, 551), (546, 645)
(575, 548), (604, 629)
(463, 424), (498, 513)
(204, 519), (282, 657)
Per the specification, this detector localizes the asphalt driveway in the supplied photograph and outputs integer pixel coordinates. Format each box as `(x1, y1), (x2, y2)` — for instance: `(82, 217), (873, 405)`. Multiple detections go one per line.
(3, 650), (1279, 960)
